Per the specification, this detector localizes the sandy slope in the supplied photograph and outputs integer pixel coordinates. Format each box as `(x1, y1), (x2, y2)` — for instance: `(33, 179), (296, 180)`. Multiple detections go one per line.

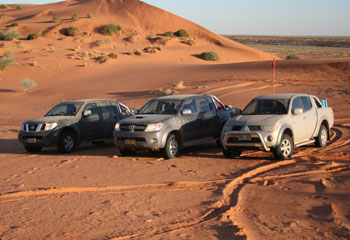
(1, 0), (350, 239)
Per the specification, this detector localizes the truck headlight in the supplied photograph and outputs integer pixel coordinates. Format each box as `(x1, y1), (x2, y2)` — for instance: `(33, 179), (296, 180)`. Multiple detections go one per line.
(261, 125), (278, 132)
(44, 123), (58, 131)
(145, 123), (163, 132)
(115, 123), (120, 131)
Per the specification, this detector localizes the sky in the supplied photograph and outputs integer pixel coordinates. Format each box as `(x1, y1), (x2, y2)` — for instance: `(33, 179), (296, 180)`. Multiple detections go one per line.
(1, 0), (349, 36)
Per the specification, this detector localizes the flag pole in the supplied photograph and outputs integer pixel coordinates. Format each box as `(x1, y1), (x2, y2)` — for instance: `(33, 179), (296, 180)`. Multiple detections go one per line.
(272, 58), (276, 94)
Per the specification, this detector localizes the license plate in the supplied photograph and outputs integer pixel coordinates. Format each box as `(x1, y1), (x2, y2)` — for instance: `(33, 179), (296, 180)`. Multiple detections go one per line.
(27, 138), (37, 143)
(125, 139), (136, 145)
(238, 135), (251, 141)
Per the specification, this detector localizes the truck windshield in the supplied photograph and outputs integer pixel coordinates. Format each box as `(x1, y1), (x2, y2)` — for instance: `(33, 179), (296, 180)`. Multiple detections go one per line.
(46, 102), (83, 116)
(242, 99), (289, 115)
(139, 99), (182, 115)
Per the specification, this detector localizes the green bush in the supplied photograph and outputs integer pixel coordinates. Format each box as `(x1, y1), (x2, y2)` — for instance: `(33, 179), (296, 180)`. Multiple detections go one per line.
(62, 26), (80, 37)
(0, 4), (9, 9)
(102, 24), (122, 35)
(87, 13), (92, 18)
(0, 30), (21, 40)
(52, 15), (61, 23)
(0, 51), (16, 70)
(72, 13), (78, 20)
(164, 31), (174, 37)
(7, 23), (19, 28)
(20, 78), (36, 91)
(174, 29), (189, 38)
(27, 33), (39, 40)
(16, 5), (22, 10)
(199, 51), (219, 61)
(286, 54), (300, 60)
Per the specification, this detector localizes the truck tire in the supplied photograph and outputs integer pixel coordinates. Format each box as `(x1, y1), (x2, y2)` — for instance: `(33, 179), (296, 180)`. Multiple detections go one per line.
(222, 147), (242, 158)
(118, 148), (136, 156)
(272, 134), (294, 160)
(163, 133), (179, 159)
(25, 146), (42, 153)
(315, 125), (328, 148)
(58, 131), (76, 153)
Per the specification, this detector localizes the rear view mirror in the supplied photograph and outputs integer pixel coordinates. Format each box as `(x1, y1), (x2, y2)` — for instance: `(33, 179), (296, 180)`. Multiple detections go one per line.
(182, 109), (192, 115)
(230, 108), (241, 117)
(83, 110), (92, 117)
(293, 108), (303, 115)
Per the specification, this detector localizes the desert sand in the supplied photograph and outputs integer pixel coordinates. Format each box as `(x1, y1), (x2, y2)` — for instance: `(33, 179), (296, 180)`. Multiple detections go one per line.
(0, 0), (349, 239)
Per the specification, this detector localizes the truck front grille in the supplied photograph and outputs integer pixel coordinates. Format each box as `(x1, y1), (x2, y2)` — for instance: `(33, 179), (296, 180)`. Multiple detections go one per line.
(120, 124), (147, 132)
(24, 124), (45, 132)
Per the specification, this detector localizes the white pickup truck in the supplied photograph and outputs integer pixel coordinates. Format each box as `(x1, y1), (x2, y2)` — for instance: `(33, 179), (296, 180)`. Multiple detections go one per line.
(221, 94), (334, 160)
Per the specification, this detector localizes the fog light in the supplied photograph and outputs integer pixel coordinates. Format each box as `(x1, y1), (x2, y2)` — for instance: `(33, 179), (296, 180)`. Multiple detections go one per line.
(151, 138), (158, 143)
(267, 135), (273, 142)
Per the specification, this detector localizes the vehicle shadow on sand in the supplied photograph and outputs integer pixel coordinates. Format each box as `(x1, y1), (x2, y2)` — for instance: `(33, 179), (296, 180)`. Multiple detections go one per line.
(0, 139), (276, 161)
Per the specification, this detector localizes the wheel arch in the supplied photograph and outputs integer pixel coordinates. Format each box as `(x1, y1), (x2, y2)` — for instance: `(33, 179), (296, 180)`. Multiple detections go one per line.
(277, 125), (294, 145)
(161, 128), (183, 150)
(59, 126), (80, 145)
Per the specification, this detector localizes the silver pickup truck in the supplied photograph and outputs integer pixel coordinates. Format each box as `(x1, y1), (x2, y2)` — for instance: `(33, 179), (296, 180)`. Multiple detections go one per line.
(114, 94), (235, 159)
(221, 94), (334, 160)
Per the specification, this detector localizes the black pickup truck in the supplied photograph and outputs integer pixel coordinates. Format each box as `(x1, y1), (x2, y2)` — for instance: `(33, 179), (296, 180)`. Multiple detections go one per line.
(18, 99), (132, 153)
(113, 94), (236, 159)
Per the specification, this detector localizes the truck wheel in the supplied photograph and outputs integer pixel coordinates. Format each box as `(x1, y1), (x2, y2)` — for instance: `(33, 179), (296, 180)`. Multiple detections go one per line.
(272, 134), (294, 160)
(315, 125), (328, 148)
(118, 148), (136, 156)
(222, 147), (242, 158)
(163, 133), (179, 159)
(58, 131), (76, 153)
(24, 146), (42, 153)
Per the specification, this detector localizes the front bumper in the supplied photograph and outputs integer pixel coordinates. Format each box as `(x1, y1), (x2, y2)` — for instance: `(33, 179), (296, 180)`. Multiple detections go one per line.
(113, 130), (164, 150)
(222, 130), (279, 151)
(18, 129), (60, 148)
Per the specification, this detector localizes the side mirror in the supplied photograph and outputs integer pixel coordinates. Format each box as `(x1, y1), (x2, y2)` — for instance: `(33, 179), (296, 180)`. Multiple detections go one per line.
(230, 108), (241, 117)
(182, 109), (192, 115)
(83, 110), (92, 117)
(293, 108), (303, 115)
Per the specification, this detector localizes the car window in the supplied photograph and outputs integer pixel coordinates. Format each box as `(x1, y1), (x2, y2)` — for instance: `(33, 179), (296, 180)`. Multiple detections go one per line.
(242, 99), (288, 115)
(291, 97), (303, 113)
(119, 103), (130, 115)
(182, 100), (197, 114)
(139, 99), (182, 114)
(84, 103), (100, 122)
(199, 99), (211, 112)
(313, 97), (323, 108)
(300, 96), (312, 111)
(101, 106), (116, 120)
(46, 102), (83, 116)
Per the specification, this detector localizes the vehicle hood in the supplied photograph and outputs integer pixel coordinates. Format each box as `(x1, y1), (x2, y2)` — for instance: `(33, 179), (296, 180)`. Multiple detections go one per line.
(25, 116), (76, 124)
(228, 115), (284, 126)
(120, 114), (173, 125)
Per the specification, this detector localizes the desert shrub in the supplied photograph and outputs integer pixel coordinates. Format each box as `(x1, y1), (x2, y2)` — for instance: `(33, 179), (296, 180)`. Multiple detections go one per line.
(62, 26), (80, 37)
(95, 55), (109, 63)
(164, 89), (172, 96)
(199, 51), (219, 61)
(72, 13), (78, 20)
(0, 4), (9, 9)
(174, 29), (189, 38)
(181, 38), (195, 46)
(108, 53), (118, 59)
(27, 33), (39, 40)
(164, 31), (174, 37)
(87, 13), (92, 18)
(148, 36), (170, 46)
(102, 24), (122, 35)
(52, 15), (61, 23)
(16, 5), (22, 10)
(0, 30), (21, 41)
(286, 54), (300, 60)
(7, 23), (19, 28)
(143, 46), (162, 53)
(174, 80), (185, 90)
(90, 39), (111, 48)
(20, 78), (36, 91)
(4, 50), (13, 57)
